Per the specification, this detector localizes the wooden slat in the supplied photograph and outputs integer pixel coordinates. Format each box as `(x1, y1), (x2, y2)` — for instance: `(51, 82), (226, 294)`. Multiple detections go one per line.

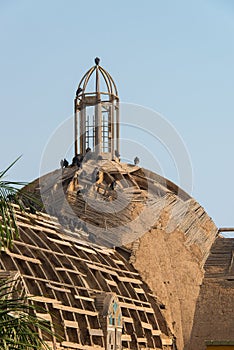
(141, 321), (153, 330)
(57, 233), (86, 245)
(87, 263), (118, 276)
(121, 334), (132, 341)
(55, 267), (85, 276)
(137, 338), (147, 343)
(34, 226), (59, 234)
(86, 262), (139, 277)
(17, 222), (37, 230)
(152, 329), (162, 336)
(88, 329), (104, 336)
(64, 320), (79, 328)
(113, 259), (125, 265)
(30, 296), (61, 304)
(105, 279), (118, 287)
(45, 341), (65, 350)
(5, 250), (41, 264)
(53, 303), (98, 316)
(134, 287), (145, 294)
(119, 302), (138, 310)
(93, 247), (111, 255)
(122, 316), (134, 323)
(61, 342), (104, 350)
(35, 219), (58, 230)
(74, 295), (94, 302)
(119, 302), (154, 313)
(144, 307), (154, 313)
(117, 276), (143, 284)
(47, 237), (72, 246)
(74, 244), (97, 254)
(36, 313), (52, 322)
(46, 283), (71, 293)
(15, 214), (31, 223)
(117, 295), (151, 307)
(0, 270), (20, 280)
(161, 337), (173, 346)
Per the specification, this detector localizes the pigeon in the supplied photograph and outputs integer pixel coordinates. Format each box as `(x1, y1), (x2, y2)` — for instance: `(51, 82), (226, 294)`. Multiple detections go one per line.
(95, 57), (100, 65)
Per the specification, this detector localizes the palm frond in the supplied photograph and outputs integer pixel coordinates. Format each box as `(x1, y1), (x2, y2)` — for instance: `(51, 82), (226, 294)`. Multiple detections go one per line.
(0, 158), (43, 249)
(0, 156), (22, 179)
(0, 278), (58, 349)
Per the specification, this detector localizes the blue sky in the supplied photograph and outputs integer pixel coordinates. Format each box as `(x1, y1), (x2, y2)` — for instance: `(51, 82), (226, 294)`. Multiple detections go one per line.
(1, 0), (234, 233)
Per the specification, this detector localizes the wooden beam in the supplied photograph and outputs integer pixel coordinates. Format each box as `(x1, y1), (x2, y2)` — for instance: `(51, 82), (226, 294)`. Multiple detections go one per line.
(36, 313), (52, 322)
(134, 288), (145, 294)
(74, 244), (97, 254)
(219, 227), (234, 232)
(88, 329), (104, 336)
(46, 283), (71, 293)
(161, 338), (173, 346)
(119, 302), (153, 313)
(63, 320), (79, 328)
(74, 295), (94, 302)
(137, 338), (147, 343)
(5, 250), (41, 264)
(113, 259), (125, 265)
(117, 276), (142, 284)
(47, 237), (72, 246)
(87, 263), (118, 276)
(55, 267), (86, 276)
(121, 334), (132, 341)
(53, 303), (98, 316)
(61, 342), (104, 350)
(30, 296), (62, 304)
(122, 316), (134, 323)
(105, 279), (118, 287)
(141, 321), (153, 330)
(152, 329), (162, 336)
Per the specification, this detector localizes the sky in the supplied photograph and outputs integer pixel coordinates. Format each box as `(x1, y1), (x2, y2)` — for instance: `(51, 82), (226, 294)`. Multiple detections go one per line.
(0, 0), (234, 234)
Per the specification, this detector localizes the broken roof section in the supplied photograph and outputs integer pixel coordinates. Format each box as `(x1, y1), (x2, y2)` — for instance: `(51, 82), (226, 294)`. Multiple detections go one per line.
(0, 205), (173, 350)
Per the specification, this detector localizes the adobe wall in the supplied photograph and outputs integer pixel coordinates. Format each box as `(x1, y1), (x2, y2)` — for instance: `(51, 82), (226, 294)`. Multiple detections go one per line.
(188, 280), (234, 350)
(188, 237), (234, 350)
(131, 199), (217, 350)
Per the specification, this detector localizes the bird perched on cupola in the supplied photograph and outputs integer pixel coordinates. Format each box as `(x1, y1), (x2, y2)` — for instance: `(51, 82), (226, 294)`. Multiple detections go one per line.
(95, 57), (100, 65)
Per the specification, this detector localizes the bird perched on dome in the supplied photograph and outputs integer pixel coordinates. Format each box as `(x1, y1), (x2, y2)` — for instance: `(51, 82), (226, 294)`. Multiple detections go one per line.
(134, 156), (140, 165)
(95, 57), (100, 65)
(63, 159), (69, 168)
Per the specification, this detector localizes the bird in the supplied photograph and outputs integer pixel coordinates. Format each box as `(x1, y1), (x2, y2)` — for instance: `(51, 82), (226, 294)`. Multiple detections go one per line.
(63, 158), (69, 168)
(110, 180), (116, 190)
(134, 156), (140, 165)
(95, 57), (100, 65)
(76, 87), (83, 97)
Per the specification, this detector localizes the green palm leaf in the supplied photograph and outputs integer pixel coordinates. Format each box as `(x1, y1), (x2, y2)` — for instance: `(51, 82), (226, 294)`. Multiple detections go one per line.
(0, 157), (42, 249)
(0, 159), (58, 349)
(0, 278), (56, 349)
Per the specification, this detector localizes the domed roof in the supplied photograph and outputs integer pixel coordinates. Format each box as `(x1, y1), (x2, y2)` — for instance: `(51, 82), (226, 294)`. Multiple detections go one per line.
(4, 159), (217, 350)
(23, 158), (216, 254)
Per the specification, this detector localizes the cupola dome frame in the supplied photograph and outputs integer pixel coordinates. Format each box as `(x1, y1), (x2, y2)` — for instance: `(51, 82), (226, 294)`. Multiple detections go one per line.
(74, 58), (120, 160)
